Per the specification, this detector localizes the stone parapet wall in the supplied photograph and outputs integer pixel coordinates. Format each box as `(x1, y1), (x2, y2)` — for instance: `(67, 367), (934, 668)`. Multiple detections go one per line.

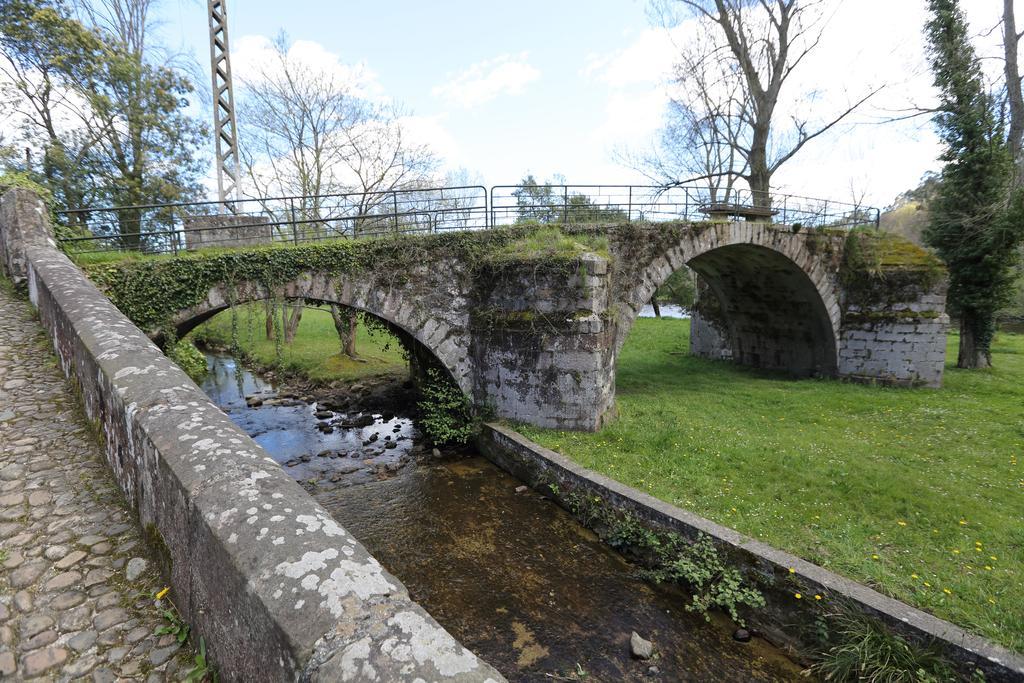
(0, 188), (504, 683)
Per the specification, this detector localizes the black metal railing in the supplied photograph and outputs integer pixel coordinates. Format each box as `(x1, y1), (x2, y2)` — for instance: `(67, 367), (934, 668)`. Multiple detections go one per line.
(57, 185), (489, 256)
(55, 183), (879, 256)
(489, 184), (879, 230)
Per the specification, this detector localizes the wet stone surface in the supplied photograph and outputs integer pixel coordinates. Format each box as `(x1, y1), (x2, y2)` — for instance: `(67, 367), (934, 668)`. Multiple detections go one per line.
(0, 286), (193, 681)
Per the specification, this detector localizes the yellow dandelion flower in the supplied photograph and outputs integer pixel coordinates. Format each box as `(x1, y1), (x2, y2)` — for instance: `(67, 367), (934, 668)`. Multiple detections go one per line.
(988, 598), (996, 604)
(952, 549), (960, 554)
(985, 566), (993, 571)
(794, 593), (802, 599)
(788, 567), (796, 574)
(943, 588), (952, 595)
(871, 554), (879, 560)
(959, 520), (967, 525)
(990, 555), (997, 561)
(155, 587), (170, 600)
(911, 573), (919, 579)
(897, 520), (907, 526)
(814, 594), (822, 601)
(924, 582), (931, 587)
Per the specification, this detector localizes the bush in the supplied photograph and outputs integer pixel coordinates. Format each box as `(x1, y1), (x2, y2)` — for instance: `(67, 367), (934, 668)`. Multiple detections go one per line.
(812, 612), (955, 682)
(167, 338), (208, 382)
(416, 367), (474, 445)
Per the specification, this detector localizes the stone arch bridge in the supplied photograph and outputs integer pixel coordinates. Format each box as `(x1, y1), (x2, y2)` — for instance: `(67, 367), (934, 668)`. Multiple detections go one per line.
(78, 220), (949, 431)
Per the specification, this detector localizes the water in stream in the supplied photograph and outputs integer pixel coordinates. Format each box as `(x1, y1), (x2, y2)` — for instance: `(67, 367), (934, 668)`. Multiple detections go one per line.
(200, 352), (806, 682)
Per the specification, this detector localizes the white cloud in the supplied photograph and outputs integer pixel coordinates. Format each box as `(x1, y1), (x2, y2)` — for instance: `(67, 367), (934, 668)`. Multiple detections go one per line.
(582, 26), (681, 88)
(581, 0), (1022, 206)
(590, 89), (668, 148)
(397, 114), (462, 168)
(232, 34), (382, 100)
(432, 53), (540, 108)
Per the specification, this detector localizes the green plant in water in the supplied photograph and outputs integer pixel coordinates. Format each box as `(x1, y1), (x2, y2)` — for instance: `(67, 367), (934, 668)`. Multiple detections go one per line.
(167, 338), (208, 382)
(560, 490), (763, 625)
(416, 367), (474, 445)
(643, 533), (765, 625)
(812, 612), (956, 682)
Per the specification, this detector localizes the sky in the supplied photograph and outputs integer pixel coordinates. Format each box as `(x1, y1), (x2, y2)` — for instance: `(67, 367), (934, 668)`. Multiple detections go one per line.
(150, 0), (1018, 209)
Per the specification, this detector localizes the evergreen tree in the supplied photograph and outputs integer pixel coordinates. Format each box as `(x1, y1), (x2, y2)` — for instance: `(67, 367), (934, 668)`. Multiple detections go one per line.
(924, 0), (1024, 368)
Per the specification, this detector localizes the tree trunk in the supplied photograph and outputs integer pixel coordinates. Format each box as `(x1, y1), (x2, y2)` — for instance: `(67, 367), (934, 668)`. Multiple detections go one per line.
(284, 302), (302, 344)
(650, 297), (662, 318)
(265, 299), (275, 340)
(957, 314), (993, 369)
(330, 304), (359, 358)
(1005, 0), (1024, 169)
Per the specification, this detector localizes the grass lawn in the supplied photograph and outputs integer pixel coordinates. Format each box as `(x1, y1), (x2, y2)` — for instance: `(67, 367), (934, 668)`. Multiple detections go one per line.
(192, 303), (408, 383)
(518, 318), (1024, 654)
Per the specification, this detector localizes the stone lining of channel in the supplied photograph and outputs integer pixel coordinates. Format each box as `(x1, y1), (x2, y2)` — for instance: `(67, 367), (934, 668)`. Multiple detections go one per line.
(478, 423), (1024, 683)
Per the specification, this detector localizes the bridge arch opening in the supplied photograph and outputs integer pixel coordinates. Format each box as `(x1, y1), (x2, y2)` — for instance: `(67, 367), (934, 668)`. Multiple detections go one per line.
(172, 296), (468, 398)
(623, 241), (840, 379)
(684, 243), (839, 377)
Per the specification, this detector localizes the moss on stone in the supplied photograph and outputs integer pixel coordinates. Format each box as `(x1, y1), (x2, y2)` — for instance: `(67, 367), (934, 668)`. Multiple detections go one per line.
(840, 230), (945, 311)
(485, 226), (610, 265)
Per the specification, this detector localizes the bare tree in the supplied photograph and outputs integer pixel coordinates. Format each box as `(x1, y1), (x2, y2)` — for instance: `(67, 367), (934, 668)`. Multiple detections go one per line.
(624, 26), (751, 202)
(238, 33), (439, 351)
(662, 0), (879, 205)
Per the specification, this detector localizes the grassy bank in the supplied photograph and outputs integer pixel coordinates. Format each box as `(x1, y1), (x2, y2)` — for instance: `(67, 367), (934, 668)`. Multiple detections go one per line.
(192, 304), (407, 384)
(519, 318), (1024, 653)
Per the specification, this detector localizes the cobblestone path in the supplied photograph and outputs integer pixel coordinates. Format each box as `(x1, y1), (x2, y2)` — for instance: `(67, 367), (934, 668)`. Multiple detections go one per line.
(0, 285), (194, 681)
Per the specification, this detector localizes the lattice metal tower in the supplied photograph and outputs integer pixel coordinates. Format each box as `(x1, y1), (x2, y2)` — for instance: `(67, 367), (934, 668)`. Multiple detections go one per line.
(208, 0), (240, 204)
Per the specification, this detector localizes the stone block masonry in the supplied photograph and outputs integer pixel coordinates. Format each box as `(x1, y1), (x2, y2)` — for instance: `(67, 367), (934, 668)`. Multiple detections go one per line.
(1, 186), (505, 681)
(72, 212), (949, 432)
(471, 253), (616, 430)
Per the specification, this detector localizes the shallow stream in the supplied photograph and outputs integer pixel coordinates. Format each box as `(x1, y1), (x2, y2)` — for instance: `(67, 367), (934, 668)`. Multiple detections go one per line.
(200, 352), (805, 682)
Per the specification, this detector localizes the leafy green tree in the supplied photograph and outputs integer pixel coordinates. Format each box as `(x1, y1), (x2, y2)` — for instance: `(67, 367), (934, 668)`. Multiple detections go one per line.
(512, 174), (560, 223)
(0, 0), (205, 246)
(655, 266), (696, 312)
(0, 0), (108, 212)
(924, 0), (1024, 368)
(512, 174), (627, 224)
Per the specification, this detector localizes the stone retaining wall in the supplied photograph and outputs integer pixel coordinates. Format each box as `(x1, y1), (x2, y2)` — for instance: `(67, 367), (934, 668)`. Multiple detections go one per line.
(477, 423), (1024, 683)
(0, 187), (504, 682)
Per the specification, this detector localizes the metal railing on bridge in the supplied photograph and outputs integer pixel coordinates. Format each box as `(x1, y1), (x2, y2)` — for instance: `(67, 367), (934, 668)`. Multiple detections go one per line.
(55, 183), (879, 256)
(57, 185), (489, 256)
(489, 184), (879, 230)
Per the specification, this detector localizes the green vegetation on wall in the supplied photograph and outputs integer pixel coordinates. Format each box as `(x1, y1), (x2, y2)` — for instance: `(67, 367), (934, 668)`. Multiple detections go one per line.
(840, 229), (946, 316)
(79, 226), (610, 337)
